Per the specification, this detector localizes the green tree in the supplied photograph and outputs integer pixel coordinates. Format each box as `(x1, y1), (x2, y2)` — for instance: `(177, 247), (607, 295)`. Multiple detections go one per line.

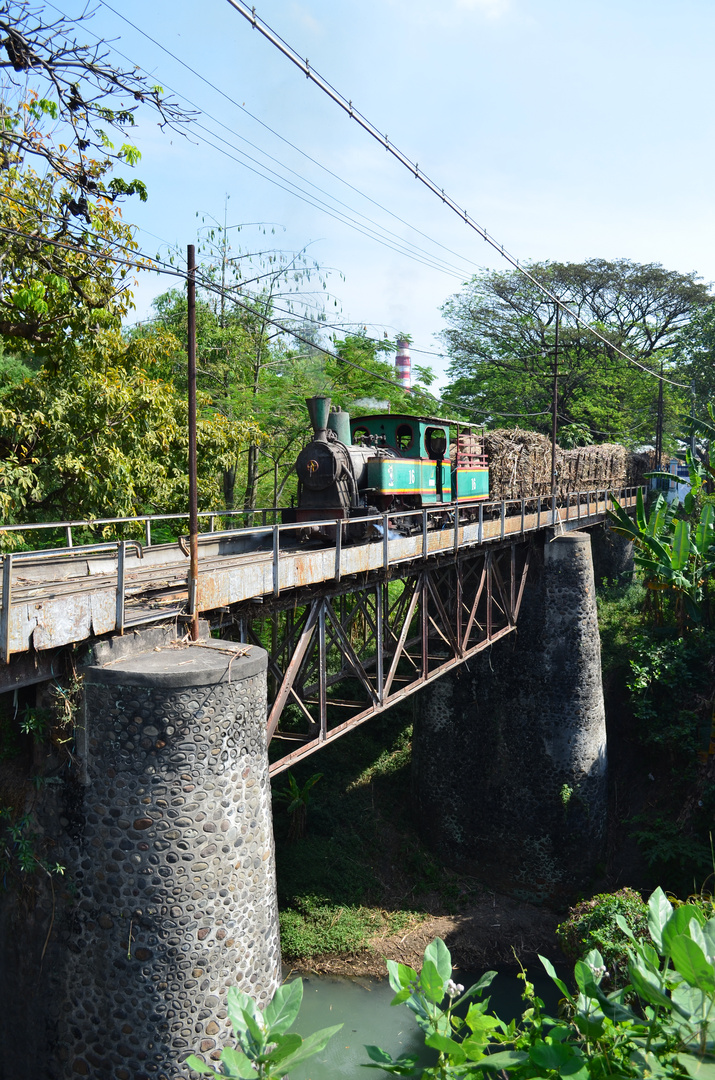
(0, 1), (191, 351)
(441, 260), (711, 446)
(608, 417), (715, 628)
(0, 326), (260, 524)
(0, 164), (142, 351)
(673, 302), (715, 417)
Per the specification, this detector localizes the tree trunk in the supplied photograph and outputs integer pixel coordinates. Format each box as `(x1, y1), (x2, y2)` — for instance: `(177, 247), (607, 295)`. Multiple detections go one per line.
(223, 464), (236, 510)
(244, 442), (259, 512)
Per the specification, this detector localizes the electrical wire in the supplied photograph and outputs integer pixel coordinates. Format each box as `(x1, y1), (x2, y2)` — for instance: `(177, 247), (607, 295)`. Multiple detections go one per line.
(38, 1), (689, 393)
(191, 121), (468, 278)
(44, 0), (478, 283)
(92, 0), (485, 279)
(222, 0), (690, 391)
(0, 222), (555, 424)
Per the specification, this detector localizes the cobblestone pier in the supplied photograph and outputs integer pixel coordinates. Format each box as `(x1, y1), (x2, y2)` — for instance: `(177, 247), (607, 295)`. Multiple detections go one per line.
(0, 629), (279, 1080)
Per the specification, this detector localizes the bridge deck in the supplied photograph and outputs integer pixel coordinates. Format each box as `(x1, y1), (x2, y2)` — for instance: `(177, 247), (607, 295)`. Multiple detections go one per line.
(0, 489), (637, 665)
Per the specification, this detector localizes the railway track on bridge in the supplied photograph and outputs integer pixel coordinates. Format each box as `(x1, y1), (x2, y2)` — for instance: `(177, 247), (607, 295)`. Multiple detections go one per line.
(0, 488), (639, 683)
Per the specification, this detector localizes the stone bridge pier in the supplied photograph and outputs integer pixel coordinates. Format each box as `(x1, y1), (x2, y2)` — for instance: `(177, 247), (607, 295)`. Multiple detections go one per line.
(412, 530), (608, 903)
(0, 630), (280, 1080)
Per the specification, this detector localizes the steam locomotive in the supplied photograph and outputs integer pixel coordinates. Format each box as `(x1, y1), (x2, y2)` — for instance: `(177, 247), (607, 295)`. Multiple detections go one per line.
(283, 395), (489, 537)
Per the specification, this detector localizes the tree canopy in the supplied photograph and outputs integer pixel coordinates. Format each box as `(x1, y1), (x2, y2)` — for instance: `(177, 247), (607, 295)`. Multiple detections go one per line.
(441, 259), (712, 448)
(0, 0), (189, 206)
(673, 303), (715, 417)
(0, 326), (260, 526)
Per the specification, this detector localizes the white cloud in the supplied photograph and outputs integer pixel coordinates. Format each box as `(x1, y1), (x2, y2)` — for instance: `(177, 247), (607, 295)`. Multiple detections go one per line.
(453, 0), (511, 17)
(382, 0), (513, 25)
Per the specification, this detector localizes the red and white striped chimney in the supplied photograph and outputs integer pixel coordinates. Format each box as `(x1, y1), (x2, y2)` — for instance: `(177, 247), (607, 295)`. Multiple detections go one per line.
(395, 338), (411, 391)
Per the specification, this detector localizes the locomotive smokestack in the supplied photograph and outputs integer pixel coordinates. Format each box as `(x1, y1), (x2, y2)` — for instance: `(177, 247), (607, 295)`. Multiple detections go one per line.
(395, 338), (411, 391)
(305, 395), (331, 442)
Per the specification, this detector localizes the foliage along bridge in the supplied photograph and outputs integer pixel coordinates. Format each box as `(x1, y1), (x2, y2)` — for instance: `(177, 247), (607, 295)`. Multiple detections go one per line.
(0, 488), (640, 773)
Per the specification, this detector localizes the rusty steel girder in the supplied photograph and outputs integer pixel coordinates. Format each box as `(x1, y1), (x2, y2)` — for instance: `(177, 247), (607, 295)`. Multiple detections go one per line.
(246, 540), (533, 775)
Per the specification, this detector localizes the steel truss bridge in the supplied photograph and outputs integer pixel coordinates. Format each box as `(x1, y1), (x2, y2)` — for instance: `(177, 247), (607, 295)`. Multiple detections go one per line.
(0, 488), (639, 773)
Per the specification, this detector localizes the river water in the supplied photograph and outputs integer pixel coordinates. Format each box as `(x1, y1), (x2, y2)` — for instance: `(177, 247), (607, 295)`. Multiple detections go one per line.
(288, 966), (562, 1080)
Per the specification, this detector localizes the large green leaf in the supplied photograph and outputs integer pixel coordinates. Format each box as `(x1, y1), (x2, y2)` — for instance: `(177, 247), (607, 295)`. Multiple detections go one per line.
(425, 1031), (467, 1063)
(386, 959), (418, 996)
(364, 1045), (419, 1075)
(263, 978), (303, 1035)
(648, 887), (673, 950)
(662, 905), (707, 956)
(226, 987), (259, 1040)
(670, 934), (715, 992)
(420, 958), (446, 1004)
(628, 960), (673, 1010)
(701, 918), (715, 963)
(608, 499), (642, 540)
(276, 1023), (343, 1073)
(184, 1057), (220, 1078)
(646, 493), (668, 538)
(641, 531), (674, 567)
(695, 504), (715, 555)
(423, 937), (453, 982)
(219, 1047), (260, 1078)
(539, 954), (575, 1002)
(265, 1033), (302, 1065)
(672, 519), (692, 572)
(530, 1042), (574, 1070)
(470, 1050), (529, 1070)
(677, 1054), (715, 1080)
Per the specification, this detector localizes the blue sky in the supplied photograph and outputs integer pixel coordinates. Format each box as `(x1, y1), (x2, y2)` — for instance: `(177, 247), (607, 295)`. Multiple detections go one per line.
(81, 0), (715, 384)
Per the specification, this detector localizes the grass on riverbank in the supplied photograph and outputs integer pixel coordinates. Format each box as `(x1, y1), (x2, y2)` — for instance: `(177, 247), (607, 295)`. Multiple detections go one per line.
(271, 702), (484, 963)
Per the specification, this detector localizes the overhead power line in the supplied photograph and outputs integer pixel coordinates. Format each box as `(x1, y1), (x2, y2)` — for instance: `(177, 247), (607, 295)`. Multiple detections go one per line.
(82, 0), (480, 281)
(223, 0), (689, 391)
(0, 222), (551, 424)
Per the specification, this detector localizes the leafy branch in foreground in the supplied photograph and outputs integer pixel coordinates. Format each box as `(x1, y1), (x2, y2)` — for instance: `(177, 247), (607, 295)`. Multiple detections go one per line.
(608, 430), (715, 628)
(188, 886), (715, 1078)
(186, 978), (341, 1079)
(365, 887), (715, 1079)
(0, 0), (193, 204)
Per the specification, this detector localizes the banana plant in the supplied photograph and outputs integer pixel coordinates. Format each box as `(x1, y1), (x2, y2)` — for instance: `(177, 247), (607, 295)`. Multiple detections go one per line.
(608, 488), (715, 626)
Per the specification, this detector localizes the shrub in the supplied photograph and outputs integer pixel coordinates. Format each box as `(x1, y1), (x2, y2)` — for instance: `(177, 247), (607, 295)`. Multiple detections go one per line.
(556, 887), (648, 986)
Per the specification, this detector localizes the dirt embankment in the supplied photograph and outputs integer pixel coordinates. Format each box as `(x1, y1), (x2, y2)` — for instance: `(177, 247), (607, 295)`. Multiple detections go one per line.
(286, 892), (561, 978)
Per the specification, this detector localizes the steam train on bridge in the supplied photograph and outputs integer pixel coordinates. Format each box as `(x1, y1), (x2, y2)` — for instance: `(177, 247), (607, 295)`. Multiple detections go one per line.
(281, 395), (645, 539)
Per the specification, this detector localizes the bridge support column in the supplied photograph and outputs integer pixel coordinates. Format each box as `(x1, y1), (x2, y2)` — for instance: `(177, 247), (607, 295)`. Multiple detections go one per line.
(591, 519), (635, 585)
(412, 531), (607, 903)
(0, 631), (279, 1080)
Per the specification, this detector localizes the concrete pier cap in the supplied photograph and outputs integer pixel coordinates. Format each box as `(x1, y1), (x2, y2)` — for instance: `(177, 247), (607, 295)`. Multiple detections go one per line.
(38, 628), (279, 1080)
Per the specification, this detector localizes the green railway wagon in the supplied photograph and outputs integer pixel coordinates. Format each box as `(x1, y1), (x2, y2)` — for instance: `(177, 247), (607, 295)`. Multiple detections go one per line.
(366, 457), (452, 503)
(350, 413), (489, 509)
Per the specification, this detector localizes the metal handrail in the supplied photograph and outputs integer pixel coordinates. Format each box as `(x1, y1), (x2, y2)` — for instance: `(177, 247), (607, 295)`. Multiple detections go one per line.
(0, 507), (283, 548)
(0, 539), (144, 663)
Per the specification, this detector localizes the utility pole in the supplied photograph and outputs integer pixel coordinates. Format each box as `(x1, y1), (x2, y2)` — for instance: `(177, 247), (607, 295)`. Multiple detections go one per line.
(655, 358), (664, 470)
(187, 244), (199, 641)
(551, 305), (560, 495)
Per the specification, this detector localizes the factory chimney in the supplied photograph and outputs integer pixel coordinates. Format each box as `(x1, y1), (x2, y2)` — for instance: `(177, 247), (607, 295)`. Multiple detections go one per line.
(395, 338), (411, 390)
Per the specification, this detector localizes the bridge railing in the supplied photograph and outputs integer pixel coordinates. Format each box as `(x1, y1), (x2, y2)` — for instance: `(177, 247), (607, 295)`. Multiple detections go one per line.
(0, 486), (643, 662)
(0, 507), (285, 550)
(260, 486), (643, 592)
(0, 486), (642, 553)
